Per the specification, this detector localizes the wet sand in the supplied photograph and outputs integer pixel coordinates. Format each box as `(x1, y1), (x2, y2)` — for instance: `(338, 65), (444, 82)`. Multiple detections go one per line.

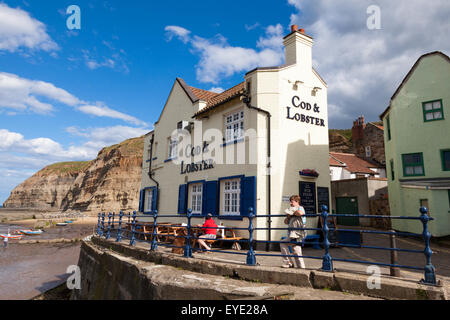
(0, 243), (81, 300)
(0, 212), (98, 300)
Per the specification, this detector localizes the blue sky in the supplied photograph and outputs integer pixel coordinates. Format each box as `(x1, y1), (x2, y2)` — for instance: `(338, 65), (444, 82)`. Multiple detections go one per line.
(1, 0), (449, 204)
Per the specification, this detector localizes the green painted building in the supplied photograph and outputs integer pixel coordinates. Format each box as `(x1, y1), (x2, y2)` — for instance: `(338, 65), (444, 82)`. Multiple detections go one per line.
(380, 51), (450, 237)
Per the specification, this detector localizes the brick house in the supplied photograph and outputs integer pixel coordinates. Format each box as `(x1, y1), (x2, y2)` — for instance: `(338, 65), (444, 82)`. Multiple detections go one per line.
(352, 116), (386, 166)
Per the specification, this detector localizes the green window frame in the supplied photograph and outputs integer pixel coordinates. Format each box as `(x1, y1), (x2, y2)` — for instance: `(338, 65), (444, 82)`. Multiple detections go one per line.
(422, 99), (444, 122)
(402, 153), (425, 177)
(441, 149), (450, 171)
(386, 115), (391, 141)
(390, 159), (395, 180)
(448, 190), (450, 208)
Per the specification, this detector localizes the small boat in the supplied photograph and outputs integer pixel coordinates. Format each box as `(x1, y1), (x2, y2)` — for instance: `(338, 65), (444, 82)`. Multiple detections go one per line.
(17, 229), (32, 234)
(21, 230), (43, 236)
(56, 223), (68, 227)
(65, 220), (74, 224)
(0, 234), (23, 240)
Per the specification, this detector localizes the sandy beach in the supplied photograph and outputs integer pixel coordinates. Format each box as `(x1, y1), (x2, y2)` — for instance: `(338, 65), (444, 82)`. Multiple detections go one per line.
(0, 209), (98, 300)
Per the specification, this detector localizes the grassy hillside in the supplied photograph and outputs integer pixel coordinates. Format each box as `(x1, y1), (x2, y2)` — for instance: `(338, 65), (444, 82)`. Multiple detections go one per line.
(43, 161), (92, 175)
(100, 136), (145, 157)
(329, 129), (352, 143)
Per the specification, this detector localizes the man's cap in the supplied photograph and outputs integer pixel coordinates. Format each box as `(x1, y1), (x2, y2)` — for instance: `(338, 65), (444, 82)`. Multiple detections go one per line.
(207, 213), (213, 218)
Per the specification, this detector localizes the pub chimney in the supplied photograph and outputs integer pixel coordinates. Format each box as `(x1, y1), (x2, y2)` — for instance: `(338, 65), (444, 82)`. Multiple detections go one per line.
(283, 25), (313, 75)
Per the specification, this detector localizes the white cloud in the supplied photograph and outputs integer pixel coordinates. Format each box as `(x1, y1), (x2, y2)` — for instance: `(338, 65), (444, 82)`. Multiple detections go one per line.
(256, 24), (284, 50)
(0, 3), (58, 53)
(77, 104), (148, 127)
(66, 125), (149, 150)
(245, 23), (260, 31)
(0, 72), (146, 126)
(81, 48), (130, 73)
(165, 25), (191, 43)
(0, 125), (149, 162)
(0, 72), (79, 114)
(165, 25), (285, 84)
(0, 129), (66, 157)
(288, 0), (450, 128)
(209, 87), (224, 93)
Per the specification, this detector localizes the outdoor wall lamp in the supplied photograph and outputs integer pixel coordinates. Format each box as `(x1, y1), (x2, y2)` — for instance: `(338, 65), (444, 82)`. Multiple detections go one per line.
(312, 87), (322, 96)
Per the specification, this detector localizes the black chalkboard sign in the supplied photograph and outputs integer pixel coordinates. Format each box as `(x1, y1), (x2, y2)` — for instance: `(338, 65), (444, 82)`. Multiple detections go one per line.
(299, 182), (316, 215)
(317, 187), (329, 212)
(324, 216), (338, 246)
(317, 187), (338, 245)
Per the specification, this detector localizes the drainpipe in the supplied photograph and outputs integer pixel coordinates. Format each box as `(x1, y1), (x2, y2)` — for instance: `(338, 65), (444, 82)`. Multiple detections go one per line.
(242, 92), (272, 252)
(148, 133), (160, 210)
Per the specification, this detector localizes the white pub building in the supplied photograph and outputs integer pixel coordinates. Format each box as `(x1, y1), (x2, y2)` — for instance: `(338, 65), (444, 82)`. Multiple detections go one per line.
(139, 25), (330, 250)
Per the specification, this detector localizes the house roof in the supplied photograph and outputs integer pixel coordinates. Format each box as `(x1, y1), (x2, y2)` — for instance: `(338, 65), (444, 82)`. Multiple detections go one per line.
(369, 122), (384, 131)
(192, 82), (246, 118)
(188, 86), (219, 102)
(329, 152), (378, 174)
(329, 154), (346, 167)
(380, 51), (450, 120)
(155, 78), (246, 125)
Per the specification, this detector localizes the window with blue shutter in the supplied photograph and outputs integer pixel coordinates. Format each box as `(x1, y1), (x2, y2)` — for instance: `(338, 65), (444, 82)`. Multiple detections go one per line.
(151, 188), (158, 212)
(138, 189), (144, 212)
(203, 181), (219, 216)
(142, 187), (157, 214)
(240, 176), (256, 216)
(178, 184), (187, 214)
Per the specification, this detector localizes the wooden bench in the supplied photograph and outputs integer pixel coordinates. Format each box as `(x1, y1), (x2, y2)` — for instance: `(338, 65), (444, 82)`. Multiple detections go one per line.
(302, 234), (321, 249)
(192, 227), (243, 251)
(218, 228), (243, 250)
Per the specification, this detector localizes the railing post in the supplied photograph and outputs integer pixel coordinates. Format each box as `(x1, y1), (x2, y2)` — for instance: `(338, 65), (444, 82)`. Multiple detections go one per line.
(112, 212), (115, 232)
(97, 213), (101, 236)
(116, 211), (123, 242)
(106, 212), (112, 240)
(419, 207), (436, 285)
(321, 205), (334, 272)
(246, 207), (256, 266)
(129, 211), (137, 246)
(184, 209), (193, 258)
(151, 210), (158, 251)
(390, 230), (401, 277)
(101, 212), (105, 237)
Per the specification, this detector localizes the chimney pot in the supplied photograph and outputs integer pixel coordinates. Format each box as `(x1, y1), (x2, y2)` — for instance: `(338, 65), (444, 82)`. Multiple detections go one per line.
(291, 25), (298, 32)
(300, 28), (305, 34)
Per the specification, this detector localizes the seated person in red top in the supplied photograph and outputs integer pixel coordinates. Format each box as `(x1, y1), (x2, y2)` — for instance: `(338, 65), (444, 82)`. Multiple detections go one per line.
(197, 213), (217, 253)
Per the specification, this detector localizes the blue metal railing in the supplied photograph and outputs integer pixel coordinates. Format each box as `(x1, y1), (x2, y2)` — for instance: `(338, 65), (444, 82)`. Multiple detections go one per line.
(96, 205), (437, 286)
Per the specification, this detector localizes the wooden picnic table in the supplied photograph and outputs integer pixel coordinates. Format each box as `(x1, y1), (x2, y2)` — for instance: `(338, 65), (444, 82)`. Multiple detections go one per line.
(123, 222), (243, 251)
(190, 226), (243, 251)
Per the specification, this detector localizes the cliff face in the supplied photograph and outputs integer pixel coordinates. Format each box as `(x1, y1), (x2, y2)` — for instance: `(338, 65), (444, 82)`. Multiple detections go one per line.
(3, 136), (144, 214)
(329, 130), (352, 153)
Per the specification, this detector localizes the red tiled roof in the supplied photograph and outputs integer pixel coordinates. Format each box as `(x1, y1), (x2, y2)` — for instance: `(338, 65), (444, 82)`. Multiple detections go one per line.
(192, 82), (245, 117)
(369, 122), (384, 130)
(329, 152), (377, 174)
(329, 155), (346, 167)
(188, 86), (219, 102)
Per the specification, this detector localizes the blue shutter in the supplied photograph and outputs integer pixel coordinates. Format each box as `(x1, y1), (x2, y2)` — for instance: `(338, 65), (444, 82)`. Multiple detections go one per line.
(139, 189), (144, 212)
(240, 176), (256, 216)
(203, 181), (218, 216)
(178, 184), (187, 214)
(151, 188), (158, 212)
